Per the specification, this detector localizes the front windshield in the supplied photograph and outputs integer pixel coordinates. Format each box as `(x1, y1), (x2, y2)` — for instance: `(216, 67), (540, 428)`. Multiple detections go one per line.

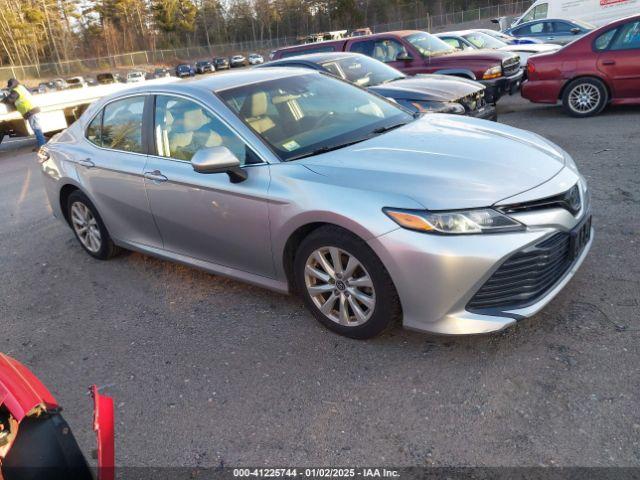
(405, 32), (455, 57)
(462, 31), (507, 49)
(320, 55), (405, 87)
(218, 73), (413, 161)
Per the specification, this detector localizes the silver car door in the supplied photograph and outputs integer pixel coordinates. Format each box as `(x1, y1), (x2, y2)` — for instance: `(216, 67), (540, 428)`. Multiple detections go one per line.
(143, 94), (273, 277)
(76, 95), (163, 248)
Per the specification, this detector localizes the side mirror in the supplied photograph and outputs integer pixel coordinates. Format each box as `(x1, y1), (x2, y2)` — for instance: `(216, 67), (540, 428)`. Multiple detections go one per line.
(570, 27), (581, 34)
(191, 146), (248, 183)
(396, 52), (413, 62)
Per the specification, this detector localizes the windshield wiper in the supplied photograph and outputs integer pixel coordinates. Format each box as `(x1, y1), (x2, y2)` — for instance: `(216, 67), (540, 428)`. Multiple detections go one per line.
(371, 121), (409, 134)
(381, 76), (406, 84)
(285, 138), (369, 161)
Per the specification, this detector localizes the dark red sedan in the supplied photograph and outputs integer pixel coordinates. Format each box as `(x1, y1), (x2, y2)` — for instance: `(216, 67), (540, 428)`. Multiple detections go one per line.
(522, 14), (640, 117)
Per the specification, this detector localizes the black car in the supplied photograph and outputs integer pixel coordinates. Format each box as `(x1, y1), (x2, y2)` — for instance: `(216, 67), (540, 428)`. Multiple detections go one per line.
(195, 60), (215, 74)
(175, 63), (195, 78)
(257, 52), (496, 120)
(213, 57), (230, 70)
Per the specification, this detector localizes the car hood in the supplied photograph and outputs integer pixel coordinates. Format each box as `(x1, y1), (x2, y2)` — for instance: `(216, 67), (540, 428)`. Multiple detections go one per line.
(499, 44), (560, 54)
(369, 74), (483, 102)
(298, 115), (566, 210)
(434, 49), (517, 63)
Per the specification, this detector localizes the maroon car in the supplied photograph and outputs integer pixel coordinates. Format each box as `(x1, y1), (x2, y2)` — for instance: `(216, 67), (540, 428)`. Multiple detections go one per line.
(522, 14), (640, 117)
(272, 30), (522, 103)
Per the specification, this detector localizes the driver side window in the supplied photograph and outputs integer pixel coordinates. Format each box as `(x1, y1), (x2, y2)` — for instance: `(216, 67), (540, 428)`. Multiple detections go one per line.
(371, 39), (408, 62)
(154, 95), (259, 165)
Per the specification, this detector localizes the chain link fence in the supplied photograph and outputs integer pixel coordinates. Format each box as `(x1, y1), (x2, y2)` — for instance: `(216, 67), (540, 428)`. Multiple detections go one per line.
(0, 0), (531, 83)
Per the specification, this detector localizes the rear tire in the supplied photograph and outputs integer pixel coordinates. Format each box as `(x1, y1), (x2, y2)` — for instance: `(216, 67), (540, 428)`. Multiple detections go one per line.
(294, 226), (401, 339)
(67, 190), (120, 260)
(562, 77), (608, 117)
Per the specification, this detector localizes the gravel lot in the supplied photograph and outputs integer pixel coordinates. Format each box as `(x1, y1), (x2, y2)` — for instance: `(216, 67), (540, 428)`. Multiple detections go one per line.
(0, 94), (639, 468)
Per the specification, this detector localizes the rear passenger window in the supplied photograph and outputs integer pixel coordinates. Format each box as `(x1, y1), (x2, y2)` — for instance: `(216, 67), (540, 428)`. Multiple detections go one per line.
(594, 29), (617, 50)
(609, 21), (640, 50)
(86, 111), (102, 146)
(101, 96), (145, 153)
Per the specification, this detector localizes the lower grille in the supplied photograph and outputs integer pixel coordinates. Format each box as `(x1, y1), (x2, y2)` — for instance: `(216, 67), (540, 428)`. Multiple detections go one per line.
(467, 233), (572, 311)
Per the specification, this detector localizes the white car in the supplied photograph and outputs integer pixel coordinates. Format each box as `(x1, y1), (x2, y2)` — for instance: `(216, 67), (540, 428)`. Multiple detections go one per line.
(248, 53), (264, 65)
(509, 0), (639, 28)
(436, 30), (560, 68)
(126, 71), (146, 84)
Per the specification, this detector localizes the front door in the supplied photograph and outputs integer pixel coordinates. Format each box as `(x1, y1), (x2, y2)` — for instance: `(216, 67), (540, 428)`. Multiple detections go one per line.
(76, 95), (163, 248)
(597, 20), (640, 99)
(349, 37), (420, 73)
(143, 94), (274, 277)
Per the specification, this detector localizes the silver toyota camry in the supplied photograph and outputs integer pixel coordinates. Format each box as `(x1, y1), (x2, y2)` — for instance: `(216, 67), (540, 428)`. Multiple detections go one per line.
(38, 68), (593, 338)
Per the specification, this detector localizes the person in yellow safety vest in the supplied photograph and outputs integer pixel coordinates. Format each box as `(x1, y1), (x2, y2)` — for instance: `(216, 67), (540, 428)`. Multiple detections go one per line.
(1, 78), (46, 147)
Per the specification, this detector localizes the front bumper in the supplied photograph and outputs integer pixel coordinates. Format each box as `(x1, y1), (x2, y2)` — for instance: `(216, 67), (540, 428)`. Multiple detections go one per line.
(481, 69), (524, 103)
(467, 104), (497, 121)
(368, 208), (592, 335)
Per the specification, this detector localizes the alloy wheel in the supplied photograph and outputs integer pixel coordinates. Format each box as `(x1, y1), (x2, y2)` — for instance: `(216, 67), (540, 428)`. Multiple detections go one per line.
(568, 83), (601, 114)
(70, 201), (102, 253)
(304, 247), (376, 326)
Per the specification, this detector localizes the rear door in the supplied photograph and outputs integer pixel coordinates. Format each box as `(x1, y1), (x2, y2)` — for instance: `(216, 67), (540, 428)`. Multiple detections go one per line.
(596, 20), (640, 99)
(75, 95), (162, 248)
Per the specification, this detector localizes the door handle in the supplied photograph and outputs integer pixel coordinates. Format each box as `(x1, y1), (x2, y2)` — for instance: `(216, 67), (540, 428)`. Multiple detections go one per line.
(77, 158), (94, 168)
(602, 60), (616, 66)
(546, 36), (555, 40)
(144, 170), (168, 182)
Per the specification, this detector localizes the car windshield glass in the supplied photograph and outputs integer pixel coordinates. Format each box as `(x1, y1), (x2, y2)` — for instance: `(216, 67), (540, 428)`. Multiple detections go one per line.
(405, 32), (455, 56)
(218, 73), (413, 161)
(320, 55), (405, 87)
(462, 32), (507, 49)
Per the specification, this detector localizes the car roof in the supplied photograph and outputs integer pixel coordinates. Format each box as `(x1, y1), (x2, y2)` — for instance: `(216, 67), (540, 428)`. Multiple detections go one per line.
(267, 51), (362, 65)
(275, 30), (425, 54)
(112, 67), (316, 97)
(438, 30), (488, 36)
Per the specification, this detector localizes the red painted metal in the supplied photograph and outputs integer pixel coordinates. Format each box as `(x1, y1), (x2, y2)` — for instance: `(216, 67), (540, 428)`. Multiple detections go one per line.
(522, 13), (640, 106)
(90, 385), (115, 480)
(0, 353), (58, 422)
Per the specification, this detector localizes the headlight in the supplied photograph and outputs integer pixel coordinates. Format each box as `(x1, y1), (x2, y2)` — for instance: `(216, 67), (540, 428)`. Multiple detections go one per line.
(384, 208), (524, 234)
(482, 65), (502, 79)
(400, 99), (466, 115)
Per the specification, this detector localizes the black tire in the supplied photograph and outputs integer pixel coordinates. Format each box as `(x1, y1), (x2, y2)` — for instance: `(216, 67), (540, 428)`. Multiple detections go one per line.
(66, 190), (120, 260)
(562, 77), (608, 118)
(294, 226), (401, 339)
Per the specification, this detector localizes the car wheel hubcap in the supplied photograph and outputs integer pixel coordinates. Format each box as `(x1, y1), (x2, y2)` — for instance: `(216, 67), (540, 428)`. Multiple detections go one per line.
(304, 247), (375, 327)
(569, 84), (600, 113)
(70, 202), (101, 253)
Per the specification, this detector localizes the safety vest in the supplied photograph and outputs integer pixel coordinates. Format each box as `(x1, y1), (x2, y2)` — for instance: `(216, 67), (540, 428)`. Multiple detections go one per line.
(12, 84), (36, 117)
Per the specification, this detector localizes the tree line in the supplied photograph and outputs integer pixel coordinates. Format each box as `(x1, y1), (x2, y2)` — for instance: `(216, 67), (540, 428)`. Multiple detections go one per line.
(0, 0), (512, 66)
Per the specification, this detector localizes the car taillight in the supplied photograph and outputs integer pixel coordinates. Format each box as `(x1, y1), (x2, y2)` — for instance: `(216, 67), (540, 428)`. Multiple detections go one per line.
(527, 62), (535, 75)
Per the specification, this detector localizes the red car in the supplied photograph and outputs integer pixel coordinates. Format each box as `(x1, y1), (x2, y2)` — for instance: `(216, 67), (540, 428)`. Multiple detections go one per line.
(272, 30), (523, 104)
(0, 353), (114, 480)
(522, 14), (640, 117)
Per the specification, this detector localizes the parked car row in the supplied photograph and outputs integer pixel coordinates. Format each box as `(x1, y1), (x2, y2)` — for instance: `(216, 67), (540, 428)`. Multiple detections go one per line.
(266, 12), (638, 118)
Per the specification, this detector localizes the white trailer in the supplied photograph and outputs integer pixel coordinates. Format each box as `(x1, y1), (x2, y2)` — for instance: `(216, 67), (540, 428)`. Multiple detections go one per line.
(0, 77), (178, 144)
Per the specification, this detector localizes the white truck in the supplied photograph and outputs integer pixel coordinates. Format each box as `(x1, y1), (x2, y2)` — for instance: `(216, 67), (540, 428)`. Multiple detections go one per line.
(0, 77), (177, 144)
(508, 0), (639, 28)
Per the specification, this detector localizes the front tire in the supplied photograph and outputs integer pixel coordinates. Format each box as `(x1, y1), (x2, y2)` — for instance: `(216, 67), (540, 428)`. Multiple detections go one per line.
(67, 190), (120, 260)
(294, 226), (401, 339)
(562, 77), (608, 117)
